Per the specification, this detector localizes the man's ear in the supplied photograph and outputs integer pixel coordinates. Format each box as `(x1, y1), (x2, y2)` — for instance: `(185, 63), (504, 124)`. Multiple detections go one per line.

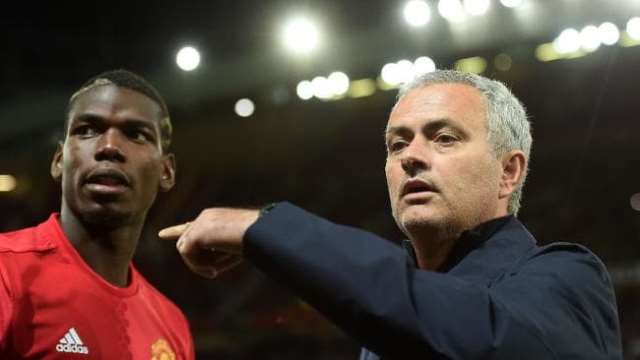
(159, 153), (176, 192)
(50, 142), (64, 182)
(499, 149), (527, 200)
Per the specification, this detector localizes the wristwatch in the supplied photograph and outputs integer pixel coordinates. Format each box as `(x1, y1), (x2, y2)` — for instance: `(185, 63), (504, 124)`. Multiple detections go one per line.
(259, 203), (277, 217)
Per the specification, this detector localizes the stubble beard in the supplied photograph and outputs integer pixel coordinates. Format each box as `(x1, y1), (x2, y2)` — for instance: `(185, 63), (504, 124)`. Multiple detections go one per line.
(398, 207), (461, 244)
(65, 192), (137, 231)
(79, 208), (133, 230)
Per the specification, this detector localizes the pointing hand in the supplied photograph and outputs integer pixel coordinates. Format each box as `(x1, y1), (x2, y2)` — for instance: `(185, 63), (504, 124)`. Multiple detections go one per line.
(159, 208), (260, 278)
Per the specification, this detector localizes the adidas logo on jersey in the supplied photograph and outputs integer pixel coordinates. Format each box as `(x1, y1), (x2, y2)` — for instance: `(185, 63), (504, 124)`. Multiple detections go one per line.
(56, 327), (89, 355)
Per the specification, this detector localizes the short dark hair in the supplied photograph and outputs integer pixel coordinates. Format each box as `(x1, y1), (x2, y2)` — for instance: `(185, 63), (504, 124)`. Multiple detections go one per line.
(65, 69), (173, 152)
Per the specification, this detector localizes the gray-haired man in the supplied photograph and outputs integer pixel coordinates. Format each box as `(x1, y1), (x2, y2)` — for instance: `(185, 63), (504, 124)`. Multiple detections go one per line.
(161, 70), (622, 359)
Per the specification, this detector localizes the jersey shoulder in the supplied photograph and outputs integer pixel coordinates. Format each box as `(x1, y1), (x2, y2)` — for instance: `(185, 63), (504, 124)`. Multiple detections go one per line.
(0, 221), (57, 254)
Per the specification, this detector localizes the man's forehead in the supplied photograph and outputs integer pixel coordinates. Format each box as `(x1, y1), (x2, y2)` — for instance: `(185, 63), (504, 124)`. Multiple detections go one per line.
(69, 78), (114, 103)
(69, 84), (162, 123)
(387, 83), (487, 129)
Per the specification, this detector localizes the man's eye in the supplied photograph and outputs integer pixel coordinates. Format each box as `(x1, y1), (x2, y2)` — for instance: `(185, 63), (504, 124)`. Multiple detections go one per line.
(73, 125), (98, 137)
(435, 134), (458, 145)
(135, 132), (148, 141)
(129, 130), (154, 143)
(388, 140), (408, 153)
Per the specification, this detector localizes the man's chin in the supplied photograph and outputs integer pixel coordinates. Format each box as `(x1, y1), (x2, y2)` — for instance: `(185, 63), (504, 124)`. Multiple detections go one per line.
(80, 206), (133, 228)
(398, 207), (449, 234)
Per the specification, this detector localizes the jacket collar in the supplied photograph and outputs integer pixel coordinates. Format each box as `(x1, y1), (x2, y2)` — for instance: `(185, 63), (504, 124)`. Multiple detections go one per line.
(437, 215), (513, 272)
(404, 216), (537, 285)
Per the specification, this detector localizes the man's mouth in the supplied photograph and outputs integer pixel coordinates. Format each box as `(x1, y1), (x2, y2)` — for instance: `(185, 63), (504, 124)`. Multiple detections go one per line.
(401, 178), (437, 198)
(83, 168), (130, 195)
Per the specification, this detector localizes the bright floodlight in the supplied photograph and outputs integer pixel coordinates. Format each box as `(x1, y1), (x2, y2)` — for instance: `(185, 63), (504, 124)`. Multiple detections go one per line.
(176, 46), (201, 71)
(404, 0), (431, 27)
(234, 98), (255, 117)
(0, 175), (16, 192)
(463, 0), (490, 16)
(381, 63), (401, 86)
(627, 17), (640, 40)
(296, 80), (314, 100)
(382, 58), (432, 86)
(553, 28), (580, 54)
(438, 0), (466, 23)
(413, 56), (436, 76)
(312, 76), (333, 99)
(598, 22), (620, 45)
(328, 72), (350, 96)
(500, 0), (523, 8)
(396, 59), (414, 84)
(282, 17), (319, 55)
(579, 25), (601, 52)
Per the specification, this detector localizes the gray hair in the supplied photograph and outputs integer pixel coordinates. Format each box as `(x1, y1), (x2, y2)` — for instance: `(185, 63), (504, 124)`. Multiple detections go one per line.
(396, 70), (532, 215)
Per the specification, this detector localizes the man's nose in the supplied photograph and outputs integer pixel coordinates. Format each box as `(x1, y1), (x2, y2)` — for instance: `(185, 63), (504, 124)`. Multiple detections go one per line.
(400, 141), (429, 176)
(95, 129), (126, 162)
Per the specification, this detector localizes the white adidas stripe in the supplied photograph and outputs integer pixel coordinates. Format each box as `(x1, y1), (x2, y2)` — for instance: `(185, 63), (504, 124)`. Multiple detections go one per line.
(69, 328), (84, 345)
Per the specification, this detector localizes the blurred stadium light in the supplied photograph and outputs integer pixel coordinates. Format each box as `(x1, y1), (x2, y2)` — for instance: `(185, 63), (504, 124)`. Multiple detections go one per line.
(579, 25), (601, 52)
(380, 56), (436, 87)
(296, 71), (351, 100)
(349, 79), (377, 98)
(554, 28), (581, 54)
(598, 22), (620, 46)
(0, 175), (17, 193)
(282, 16), (320, 55)
(176, 46), (201, 71)
(463, 0), (490, 16)
(403, 0), (431, 27)
(311, 76), (333, 100)
(234, 98), (255, 117)
(327, 72), (350, 98)
(499, 0), (523, 8)
(296, 80), (314, 100)
(454, 56), (487, 74)
(438, 0), (467, 23)
(413, 56), (437, 77)
(626, 17), (640, 40)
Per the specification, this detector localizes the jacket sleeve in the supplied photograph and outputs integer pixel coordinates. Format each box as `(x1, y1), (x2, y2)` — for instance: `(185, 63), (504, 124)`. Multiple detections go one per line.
(244, 202), (622, 360)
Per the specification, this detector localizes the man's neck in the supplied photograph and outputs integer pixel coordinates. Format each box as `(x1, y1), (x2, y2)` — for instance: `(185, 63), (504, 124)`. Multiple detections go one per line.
(409, 210), (510, 271)
(409, 226), (462, 271)
(60, 204), (142, 287)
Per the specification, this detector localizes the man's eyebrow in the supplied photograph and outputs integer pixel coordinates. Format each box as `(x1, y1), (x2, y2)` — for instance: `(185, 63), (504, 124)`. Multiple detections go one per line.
(122, 119), (157, 132)
(385, 118), (457, 137)
(72, 113), (105, 124)
(384, 126), (410, 138)
(422, 119), (458, 133)
(73, 113), (156, 131)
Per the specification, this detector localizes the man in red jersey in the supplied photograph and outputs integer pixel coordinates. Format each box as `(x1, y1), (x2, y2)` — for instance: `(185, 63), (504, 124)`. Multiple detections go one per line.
(0, 70), (194, 359)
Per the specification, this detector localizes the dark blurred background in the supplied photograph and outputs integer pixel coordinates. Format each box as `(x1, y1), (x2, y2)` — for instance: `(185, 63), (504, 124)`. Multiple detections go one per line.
(1, 0), (640, 358)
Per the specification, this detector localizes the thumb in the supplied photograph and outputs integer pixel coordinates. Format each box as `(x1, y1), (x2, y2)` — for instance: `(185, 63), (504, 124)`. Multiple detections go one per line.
(158, 222), (190, 240)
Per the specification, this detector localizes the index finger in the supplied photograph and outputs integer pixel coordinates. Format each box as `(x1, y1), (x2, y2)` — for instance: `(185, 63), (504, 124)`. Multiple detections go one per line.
(158, 222), (190, 240)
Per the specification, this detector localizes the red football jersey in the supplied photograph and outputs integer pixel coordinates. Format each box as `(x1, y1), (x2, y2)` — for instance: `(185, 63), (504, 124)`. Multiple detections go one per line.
(0, 214), (195, 359)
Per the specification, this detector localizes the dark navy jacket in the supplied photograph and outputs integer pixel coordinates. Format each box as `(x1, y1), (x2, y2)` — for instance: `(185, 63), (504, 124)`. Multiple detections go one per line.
(245, 202), (623, 359)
